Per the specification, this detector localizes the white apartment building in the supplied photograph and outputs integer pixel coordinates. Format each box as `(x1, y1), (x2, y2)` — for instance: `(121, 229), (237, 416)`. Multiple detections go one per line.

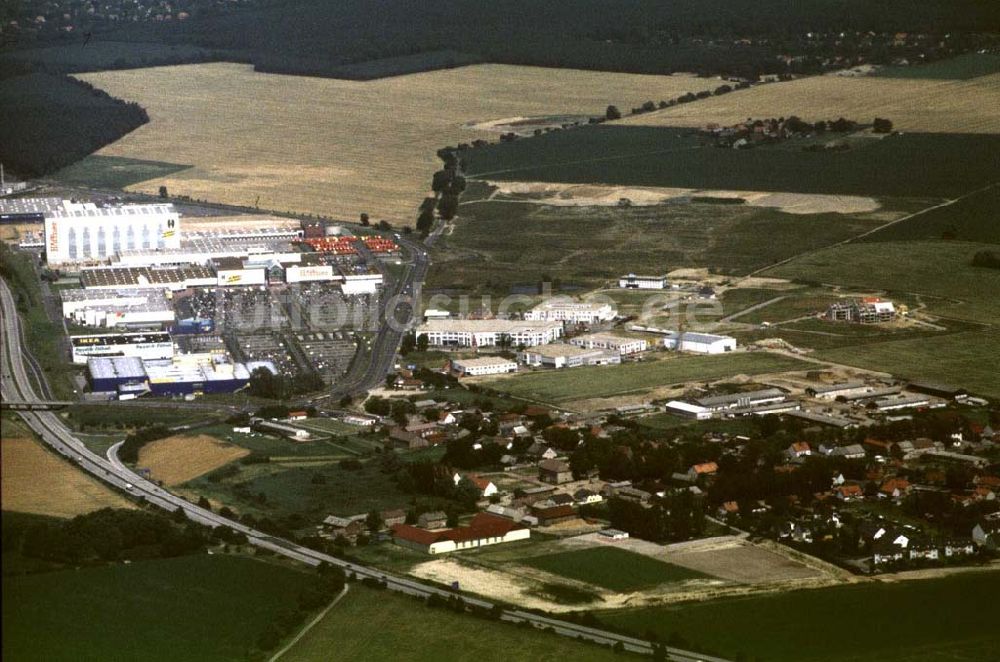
(45, 201), (180, 266)
(417, 319), (563, 348)
(570, 332), (648, 355)
(524, 299), (616, 324)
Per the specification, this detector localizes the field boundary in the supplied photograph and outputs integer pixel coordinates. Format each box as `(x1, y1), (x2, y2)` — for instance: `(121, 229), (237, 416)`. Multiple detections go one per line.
(270, 584), (350, 662)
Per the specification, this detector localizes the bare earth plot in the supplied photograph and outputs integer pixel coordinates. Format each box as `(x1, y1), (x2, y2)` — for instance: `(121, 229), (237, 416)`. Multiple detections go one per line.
(136, 434), (250, 486)
(1, 432), (135, 517)
(75, 63), (716, 221)
(619, 73), (1000, 133)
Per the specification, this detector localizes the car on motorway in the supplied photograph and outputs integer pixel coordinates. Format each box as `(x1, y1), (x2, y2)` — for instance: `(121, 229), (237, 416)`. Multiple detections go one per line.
(124, 482), (134, 490)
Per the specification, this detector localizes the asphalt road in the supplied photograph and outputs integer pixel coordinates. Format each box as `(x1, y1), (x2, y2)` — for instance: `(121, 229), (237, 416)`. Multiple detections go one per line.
(1, 273), (726, 662)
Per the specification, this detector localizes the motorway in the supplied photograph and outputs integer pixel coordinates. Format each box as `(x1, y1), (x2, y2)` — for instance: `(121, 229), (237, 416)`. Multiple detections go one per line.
(1, 273), (726, 661)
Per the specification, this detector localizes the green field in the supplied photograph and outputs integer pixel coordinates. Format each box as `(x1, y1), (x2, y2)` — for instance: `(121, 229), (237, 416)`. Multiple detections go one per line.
(816, 329), (1000, 399)
(523, 547), (709, 592)
(281, 584), (621, 662)
(464, 128), (1000, 199)
(2, 555), (316, 662)
(730, 291), (843, 324)
(52, 155), (193, 190)
(861, 185), (1000, 244)
(768, 240), (1000, 324)
(599, 571), (1000, 662)
(873, 53), (1000, 79)
(731, 317), (958, 352)
(431, 198), (891, 293)
(183, 456), (416, 521)
(484, 353), (811, 404)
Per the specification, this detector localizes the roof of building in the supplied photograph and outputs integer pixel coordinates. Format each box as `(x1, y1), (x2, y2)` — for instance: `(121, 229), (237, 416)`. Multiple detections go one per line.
(418, 319), (562, 334)
(538, 459), (571, 473)
(392, 513), (525, 546)
(452, 356), (518, 368)
(86, 356), (147, 380)
(522, 343), (600, 358)
(690, 461), (719, 474)
(695, 388), (785, 408)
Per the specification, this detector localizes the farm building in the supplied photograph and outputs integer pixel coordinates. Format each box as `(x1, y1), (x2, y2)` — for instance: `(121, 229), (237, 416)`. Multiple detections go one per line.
(70, 331), (174, 365)
(43, 200), (180, 266)
(874, 394), (932, 411)
(451, 356), (518, 377)
(570, 333), (648, 355)
(662, 331), (736, 353)
(417, 319), (563, 348)
(524, 299), (616, 324)
(538, 459), (574, 484)
(252, 417), (312, 441)
(618, 273), (668, 289)
(806, 381), (869, 399)
(518, 343), (620, 369)
(695, 388), (787, 412)
(391, 513), (529, 555)
(665, 400), (713, 420)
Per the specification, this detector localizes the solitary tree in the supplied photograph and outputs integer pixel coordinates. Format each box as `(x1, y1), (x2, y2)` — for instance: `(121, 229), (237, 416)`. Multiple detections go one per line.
(606, 105), (622, 120)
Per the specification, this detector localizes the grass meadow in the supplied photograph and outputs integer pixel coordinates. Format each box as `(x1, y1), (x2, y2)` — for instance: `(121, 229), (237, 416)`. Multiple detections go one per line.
(599, 571), (1000, 662)
(281, 584), (621, 662)
(523, 547), (710, 592)
(484, 353), (810, 404)
(74, 63), (715, 221)
(2, 555), (316, 662)
(431, 199), (889, 294)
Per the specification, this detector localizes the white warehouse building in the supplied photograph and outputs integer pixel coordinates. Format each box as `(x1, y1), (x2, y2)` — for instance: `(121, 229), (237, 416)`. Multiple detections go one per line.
(45, 201), (180, 266)
(618, 273), (668, 289)
(570, 333), (648, 355)
(662, 332), (737, 354)
(524, 299), (616, 324)
(417, 319), (563, 348)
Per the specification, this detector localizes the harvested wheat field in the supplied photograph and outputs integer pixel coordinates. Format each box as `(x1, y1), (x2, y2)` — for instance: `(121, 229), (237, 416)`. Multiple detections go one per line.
(1, 433), (135, 517)
(136, 434), (249, 486)
(620, 73), (1000, 133)
(76, 63), (716, 221)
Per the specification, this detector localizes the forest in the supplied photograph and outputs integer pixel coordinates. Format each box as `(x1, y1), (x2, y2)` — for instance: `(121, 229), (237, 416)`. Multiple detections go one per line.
(3, 0), (999, 80)
(0, 73), (149, 178)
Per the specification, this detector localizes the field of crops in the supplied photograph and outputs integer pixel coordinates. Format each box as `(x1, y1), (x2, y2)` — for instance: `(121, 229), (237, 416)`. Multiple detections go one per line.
(599, 571), (1000, 662)
(2, 555), (316, 662)
(484, 353), (810, 404)
(619, 72), (1000, 133)
(1, 424), (135, 518)
(74, 63), (715, 221)
(137, 434), (250, 486)
(522, 547), (709, 592)
(873, 53), (1000, 80)
(861, 184), (1000, 244)
(464, 127), (1000, 199)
